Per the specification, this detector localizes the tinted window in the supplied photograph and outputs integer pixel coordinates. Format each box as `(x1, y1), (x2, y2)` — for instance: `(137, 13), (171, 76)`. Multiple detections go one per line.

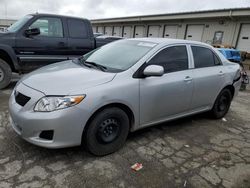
(68, 19), (87, 38)
(148, 46), (188, 73)
(192, 46), (220, 68)
(30, 17), (63, 37)
(214, 54), (221, 65)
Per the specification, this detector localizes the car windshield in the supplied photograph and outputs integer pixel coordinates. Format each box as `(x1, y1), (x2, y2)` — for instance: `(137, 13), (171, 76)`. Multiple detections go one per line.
(82, 40), (157, 72)
(7, 15), (33, 32)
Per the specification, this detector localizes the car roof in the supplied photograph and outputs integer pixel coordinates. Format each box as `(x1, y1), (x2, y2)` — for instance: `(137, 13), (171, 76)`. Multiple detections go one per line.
(127, 37), (211, 47)
(29, 13), (88, 21)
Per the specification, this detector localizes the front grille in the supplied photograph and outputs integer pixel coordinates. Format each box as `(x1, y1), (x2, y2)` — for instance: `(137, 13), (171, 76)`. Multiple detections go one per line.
(15, 91), (31, 107)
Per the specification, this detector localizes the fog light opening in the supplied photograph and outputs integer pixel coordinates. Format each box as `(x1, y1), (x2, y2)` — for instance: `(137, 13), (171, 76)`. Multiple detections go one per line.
(39, 130), (54, 140)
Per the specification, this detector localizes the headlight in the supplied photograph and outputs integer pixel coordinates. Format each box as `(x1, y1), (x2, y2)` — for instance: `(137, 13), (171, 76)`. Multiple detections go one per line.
(34, 95), (85, 112)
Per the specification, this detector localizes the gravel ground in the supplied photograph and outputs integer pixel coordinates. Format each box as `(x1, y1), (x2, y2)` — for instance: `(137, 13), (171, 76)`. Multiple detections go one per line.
(0, 77), (250, 188)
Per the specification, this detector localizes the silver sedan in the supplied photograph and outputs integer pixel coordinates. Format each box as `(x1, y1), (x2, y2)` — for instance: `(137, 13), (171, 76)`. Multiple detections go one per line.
(9, 38), (241, 155)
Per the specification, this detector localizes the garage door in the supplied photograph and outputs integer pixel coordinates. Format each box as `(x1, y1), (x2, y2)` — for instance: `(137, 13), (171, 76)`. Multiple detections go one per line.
(148, 25), (161, 37)
(97, 26), (104, 34)
(113, 26), (121, 36)
(237, 24), (250, 52)
(104, 26), (113, 35)
(134, 26), (145, 38)
(185, 25), (204, 41)
(123, 26), (133, 38)
(164, 25), (178, 38)
(92, 26), (97, 33)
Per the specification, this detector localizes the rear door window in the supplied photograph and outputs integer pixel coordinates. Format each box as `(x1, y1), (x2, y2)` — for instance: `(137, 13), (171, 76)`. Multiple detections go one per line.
(67, 19), (88, 38)
(192, 46), (221, 68)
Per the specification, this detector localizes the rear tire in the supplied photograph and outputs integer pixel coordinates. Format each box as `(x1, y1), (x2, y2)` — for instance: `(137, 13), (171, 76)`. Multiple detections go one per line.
(211, 88), (232, 119)
(83, 107), (129, 156)
(0, 58), (12, 89)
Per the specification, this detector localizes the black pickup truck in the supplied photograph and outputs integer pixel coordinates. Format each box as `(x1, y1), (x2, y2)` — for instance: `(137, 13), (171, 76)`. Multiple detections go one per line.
(0, 13), (121, 89)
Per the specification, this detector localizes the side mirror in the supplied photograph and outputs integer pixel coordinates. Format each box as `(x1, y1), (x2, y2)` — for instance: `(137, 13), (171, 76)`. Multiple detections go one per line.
(24, 28), (40, 37)
(143, 65), (164, 77)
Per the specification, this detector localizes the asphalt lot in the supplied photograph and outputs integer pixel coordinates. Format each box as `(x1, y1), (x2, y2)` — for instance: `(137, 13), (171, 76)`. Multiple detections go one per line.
(0, 76), (250, 188)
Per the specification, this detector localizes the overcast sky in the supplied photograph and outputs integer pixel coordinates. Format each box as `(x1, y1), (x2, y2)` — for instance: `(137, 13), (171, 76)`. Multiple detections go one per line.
(0, 0), (250, 20)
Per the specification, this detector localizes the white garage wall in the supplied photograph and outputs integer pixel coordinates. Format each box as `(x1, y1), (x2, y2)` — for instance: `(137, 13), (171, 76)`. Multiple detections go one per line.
(92, 18), (250, 52)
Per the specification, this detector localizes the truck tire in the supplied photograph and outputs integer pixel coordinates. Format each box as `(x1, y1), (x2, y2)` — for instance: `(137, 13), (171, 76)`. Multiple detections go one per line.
(0, 58), (12, 89)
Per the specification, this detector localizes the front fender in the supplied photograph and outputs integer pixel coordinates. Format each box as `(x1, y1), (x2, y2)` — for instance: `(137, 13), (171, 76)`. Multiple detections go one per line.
(0, 44), (19, 70)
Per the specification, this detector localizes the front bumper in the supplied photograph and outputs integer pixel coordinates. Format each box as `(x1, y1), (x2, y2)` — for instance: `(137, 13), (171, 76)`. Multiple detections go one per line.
(9, 82), (90, 149)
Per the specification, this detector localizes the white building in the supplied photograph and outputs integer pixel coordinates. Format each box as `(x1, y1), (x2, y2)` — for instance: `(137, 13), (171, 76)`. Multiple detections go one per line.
(0, 19), (16, 32)
(91, 8), (250, 52)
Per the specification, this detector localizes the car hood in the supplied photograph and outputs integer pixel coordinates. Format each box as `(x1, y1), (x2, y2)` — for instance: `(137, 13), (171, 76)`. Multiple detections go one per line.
(21, 60), (116, 95)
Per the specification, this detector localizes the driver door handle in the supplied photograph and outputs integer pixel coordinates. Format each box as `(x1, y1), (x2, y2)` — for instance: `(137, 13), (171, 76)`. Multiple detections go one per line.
(184, 76), (193, 82)
(218, 71), (225, 76)
(58, 42), (65, 47)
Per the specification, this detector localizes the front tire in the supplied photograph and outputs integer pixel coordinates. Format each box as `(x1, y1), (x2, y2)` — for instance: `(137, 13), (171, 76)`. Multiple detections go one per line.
(0, 58), (12, 89)
(83, 107), (130, 156)
(211, 88), (232, 119)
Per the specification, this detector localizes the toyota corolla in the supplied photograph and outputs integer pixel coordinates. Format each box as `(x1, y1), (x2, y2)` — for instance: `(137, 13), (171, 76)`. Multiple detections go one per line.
(9, 38), (241, 156)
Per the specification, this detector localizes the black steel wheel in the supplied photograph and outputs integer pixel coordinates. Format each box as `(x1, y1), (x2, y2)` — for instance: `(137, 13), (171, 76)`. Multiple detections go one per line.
(211, 88), (232, 119)
(83, 107), (129, 156)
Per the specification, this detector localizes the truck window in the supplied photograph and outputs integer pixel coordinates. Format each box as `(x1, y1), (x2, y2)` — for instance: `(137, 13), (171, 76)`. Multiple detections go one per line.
(67, 19), (87, 38)
(30, 17), (63, 38)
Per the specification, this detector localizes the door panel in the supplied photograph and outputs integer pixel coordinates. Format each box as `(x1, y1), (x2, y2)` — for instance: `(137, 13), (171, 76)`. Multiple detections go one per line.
(185, 25), (204, 41)
(104, 26), (113, 35)
(139, 70), (193, 125)
(191, 67), (224, 109)
(164, 25), (178, 38)
(92, 26), (97, 33)
(190, 46), (224, 109)
(113, 26), (121, 36)
(134, 26), (145, 38)
(97, 26), (104, 34)
(15, 17), (68, 70)
(237, 23), (250, 52)
(123, 26), (133, 38)
(148, 26), (161, 37)
(139, 45), (193, 125)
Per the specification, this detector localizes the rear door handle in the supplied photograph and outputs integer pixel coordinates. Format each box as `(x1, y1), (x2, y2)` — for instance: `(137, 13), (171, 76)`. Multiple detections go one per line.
(184, 76), (193, 82)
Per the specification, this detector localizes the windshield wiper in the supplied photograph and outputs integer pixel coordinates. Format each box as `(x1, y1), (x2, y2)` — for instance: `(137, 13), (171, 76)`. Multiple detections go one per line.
(85, 61), (107, 72)
(78, 56), (107, 72)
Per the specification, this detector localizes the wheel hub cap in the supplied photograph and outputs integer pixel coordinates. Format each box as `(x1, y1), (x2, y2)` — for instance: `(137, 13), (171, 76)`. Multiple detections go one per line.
(97, 118), (119, 143)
